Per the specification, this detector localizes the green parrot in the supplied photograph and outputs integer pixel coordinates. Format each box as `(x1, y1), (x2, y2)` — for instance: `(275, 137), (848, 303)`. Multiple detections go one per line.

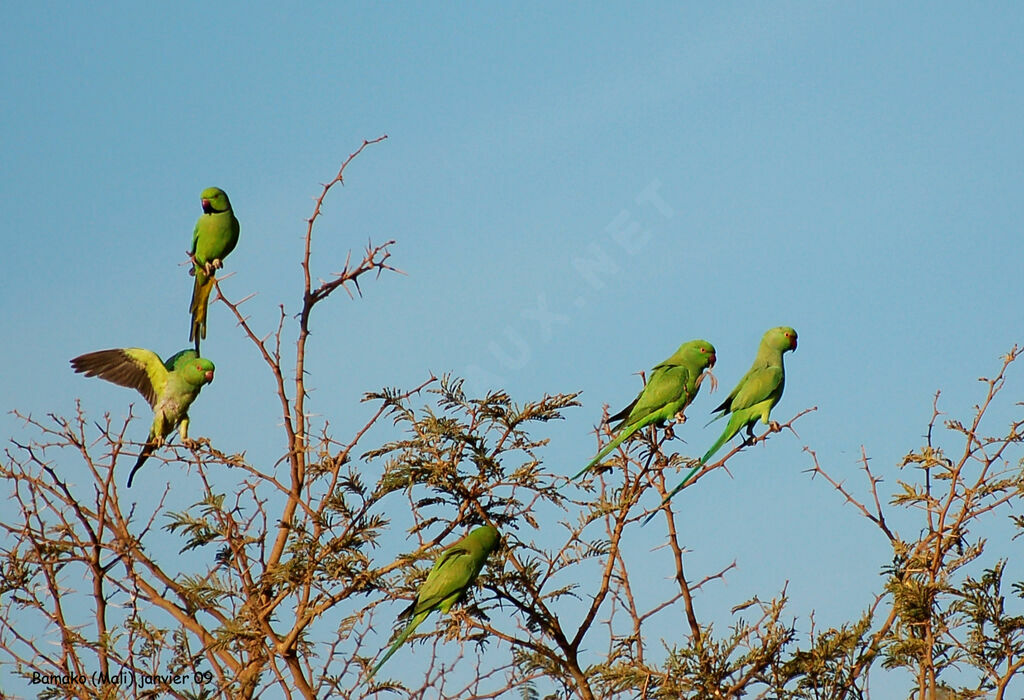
(367, 525), (501, 682)
(70, 348), (216, 487)
(644, 327), (797, 524)
(700, 326), (798, 466)
(570, 339), (717, 482)
(188, 187), (240, 354)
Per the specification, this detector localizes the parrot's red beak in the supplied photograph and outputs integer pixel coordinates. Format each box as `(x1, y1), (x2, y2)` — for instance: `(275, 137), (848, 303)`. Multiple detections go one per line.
(791, 337), (798, 350)
(201, 199), (213, 214)
(205, 370), (214, 383)
(708, 354), (716, 368)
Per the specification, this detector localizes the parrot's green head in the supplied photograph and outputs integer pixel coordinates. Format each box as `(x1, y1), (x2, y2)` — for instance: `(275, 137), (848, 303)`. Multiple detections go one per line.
(764, 326), (798, 353)
(189, 358), (216, 386)
(167, 349), (216, 386)
(200, 187), (232, 214)
(684, 339), (716, 369)
(469, 525), (501, 554)
(666, 339), (716, 369)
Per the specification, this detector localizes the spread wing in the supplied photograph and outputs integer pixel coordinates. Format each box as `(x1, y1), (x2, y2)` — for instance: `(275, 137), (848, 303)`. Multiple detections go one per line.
(70, 348), (168, 408)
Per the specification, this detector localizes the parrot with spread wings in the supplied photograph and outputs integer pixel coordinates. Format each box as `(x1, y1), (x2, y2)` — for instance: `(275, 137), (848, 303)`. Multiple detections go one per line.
(71, 348), (215, 487)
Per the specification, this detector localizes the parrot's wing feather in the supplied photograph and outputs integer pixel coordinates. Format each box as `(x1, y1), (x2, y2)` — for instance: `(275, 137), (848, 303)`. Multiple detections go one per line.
(711, 394), (733, 415)
(374, 546), (473, 681)
(571, 364), (697, 482)
(711, 370), (750, 415)
(412, 546), (477, 614)
(621, 365), (691, 426)
(367, 527), (498, 683)
(414, 527), (498, 613)
(223, 219), (240, 258)
(606, 395), (639, 426)
(70, 349), (168, 408)
(431, 544), (471, 572)
(728, 366), (783, 412)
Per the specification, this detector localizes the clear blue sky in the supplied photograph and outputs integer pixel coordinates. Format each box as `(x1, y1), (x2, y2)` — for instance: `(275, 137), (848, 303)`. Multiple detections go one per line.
(3, 3), (1023, 696)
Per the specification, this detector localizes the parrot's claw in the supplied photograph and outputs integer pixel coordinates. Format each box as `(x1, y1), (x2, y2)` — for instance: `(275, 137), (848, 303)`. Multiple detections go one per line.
(741, 425), (756, 447)
(181, 436), (210, 450)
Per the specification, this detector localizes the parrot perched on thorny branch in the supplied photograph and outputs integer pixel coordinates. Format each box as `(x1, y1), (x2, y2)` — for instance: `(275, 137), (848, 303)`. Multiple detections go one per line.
(571, 339), (716, 482)
(366, 525), (501, 682)
(188, 187), (239, 354)
(70, 348), (215, 487)
(643, 327), (797, 524)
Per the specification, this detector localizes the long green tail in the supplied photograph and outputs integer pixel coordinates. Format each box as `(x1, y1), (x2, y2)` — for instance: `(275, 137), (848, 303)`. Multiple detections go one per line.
(189, 270), (213, 354)
(700, 412), (744, 466)
(366, 611), (428, 683)
(700, 432), (730, 466)
(643, 414), (744, 526)
(569, 421), (644, 482)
